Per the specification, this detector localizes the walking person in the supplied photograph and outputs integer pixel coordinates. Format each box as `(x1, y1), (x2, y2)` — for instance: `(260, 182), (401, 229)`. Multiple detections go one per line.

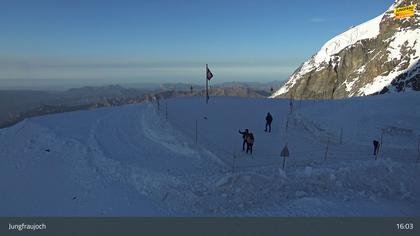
(373, 140), (380, 156)
(246, 132), (255, 154)
(238, 129), (249, 151)
(265, 112), (273, 133)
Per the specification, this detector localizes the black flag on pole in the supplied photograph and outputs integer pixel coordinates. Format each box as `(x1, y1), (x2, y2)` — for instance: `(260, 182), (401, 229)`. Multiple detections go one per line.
(206, 66), (213, 80)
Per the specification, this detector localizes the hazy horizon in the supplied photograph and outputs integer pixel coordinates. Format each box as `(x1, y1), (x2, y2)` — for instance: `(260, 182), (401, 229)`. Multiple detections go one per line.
(0, 78), (285, 91)
(1, 0), (391, 86)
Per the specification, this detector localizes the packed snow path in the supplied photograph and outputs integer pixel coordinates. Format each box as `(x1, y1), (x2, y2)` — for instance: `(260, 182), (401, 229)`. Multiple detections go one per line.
(1, 93), (419, 216)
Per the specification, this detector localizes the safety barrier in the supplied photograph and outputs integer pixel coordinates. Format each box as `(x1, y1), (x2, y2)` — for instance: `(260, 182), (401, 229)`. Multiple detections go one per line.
(148, 99), (420, 175)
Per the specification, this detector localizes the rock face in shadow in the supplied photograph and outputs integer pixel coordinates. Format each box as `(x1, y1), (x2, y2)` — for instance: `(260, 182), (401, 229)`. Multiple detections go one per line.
(272, 0), (420, 99)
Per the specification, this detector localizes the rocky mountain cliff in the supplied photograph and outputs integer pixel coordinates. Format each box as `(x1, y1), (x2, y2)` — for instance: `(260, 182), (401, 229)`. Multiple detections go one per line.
(271, 0), (420, 99)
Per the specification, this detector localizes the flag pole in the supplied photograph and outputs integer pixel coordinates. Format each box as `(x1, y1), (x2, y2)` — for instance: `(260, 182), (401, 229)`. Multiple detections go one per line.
(206, 64), (209, 104)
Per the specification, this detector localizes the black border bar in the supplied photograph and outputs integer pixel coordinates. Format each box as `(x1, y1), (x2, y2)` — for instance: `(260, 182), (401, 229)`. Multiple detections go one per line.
(1, 217), (419, 236)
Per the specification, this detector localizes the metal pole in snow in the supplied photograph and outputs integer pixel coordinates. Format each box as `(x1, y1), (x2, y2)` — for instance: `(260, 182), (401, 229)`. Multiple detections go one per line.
(195, 119), (198, 145)
(232, 152), (236, 173)
(324, 138), (330, 161)
(165, 103), (168, 120)
(281, 144), (289, 170)
(376, 130), (384, 160)
(289, 94), (294, 114)
(206, 64), (209, 104)
(282, 155), (287, 170)
(417, 135), (420, 163)
(377, 130), (384, 157)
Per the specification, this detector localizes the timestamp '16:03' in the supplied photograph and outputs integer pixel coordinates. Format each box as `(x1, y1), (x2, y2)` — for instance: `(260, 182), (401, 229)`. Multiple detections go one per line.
(397, 223), (414, 230)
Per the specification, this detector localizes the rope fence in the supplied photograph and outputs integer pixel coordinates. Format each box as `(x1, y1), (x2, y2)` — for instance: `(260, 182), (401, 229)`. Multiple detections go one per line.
(148, 99), (420, 175)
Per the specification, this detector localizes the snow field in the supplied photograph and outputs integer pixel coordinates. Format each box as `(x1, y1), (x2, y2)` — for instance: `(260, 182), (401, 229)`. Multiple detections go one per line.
(1, 93), (419, 216)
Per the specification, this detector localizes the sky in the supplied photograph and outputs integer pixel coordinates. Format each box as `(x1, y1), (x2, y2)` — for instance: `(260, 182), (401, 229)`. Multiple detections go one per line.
(0, 0), (394, 86)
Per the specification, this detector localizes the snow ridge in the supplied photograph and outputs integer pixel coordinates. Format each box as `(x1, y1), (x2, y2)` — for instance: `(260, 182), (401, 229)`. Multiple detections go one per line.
(271, 13), (384, 98)
(313, 14), (384, 66)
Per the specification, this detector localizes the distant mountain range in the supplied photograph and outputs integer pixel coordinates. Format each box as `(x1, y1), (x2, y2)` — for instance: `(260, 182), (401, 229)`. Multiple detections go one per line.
(0, 81), (282, 128)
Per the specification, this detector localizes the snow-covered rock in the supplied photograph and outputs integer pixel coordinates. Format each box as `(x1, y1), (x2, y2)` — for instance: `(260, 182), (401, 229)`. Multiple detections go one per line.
(272, 0), (420, 99)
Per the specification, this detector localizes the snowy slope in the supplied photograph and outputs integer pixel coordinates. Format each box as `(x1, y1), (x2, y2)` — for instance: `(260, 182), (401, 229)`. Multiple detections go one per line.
(360, 28), (420, 95)
(271, 13), (384, 98)
(308, 14), (383, 75)
(272, 0), (420, 98)
(1, 94), (420, 216)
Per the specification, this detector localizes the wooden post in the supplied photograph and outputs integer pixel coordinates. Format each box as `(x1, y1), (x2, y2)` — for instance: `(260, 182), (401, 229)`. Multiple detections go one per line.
(324, 138), (330, 161)
(195, 119), (198, 145)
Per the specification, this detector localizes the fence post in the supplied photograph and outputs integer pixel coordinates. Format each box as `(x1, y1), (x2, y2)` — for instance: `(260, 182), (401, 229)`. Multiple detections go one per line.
(282, 155), (286, 170)
(289, 102), (293, 114)
(232, 152), (236, 173)
(417, 148), (420, 164)
(376, 130), (384, 160)
(195, 119), (198, 145)
(281, 144), (289, 170)
(417, 135), (420, 163)
(324, 138), (330, 161)
(165, 103), (168, 120)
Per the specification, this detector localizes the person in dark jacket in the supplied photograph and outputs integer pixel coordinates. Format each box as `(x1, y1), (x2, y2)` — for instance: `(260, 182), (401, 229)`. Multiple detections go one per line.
(265, 112), (273, 133)
(246, 132), (255, 154)
(238, 129), (249, 151)
(373, 140), (380, 155)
